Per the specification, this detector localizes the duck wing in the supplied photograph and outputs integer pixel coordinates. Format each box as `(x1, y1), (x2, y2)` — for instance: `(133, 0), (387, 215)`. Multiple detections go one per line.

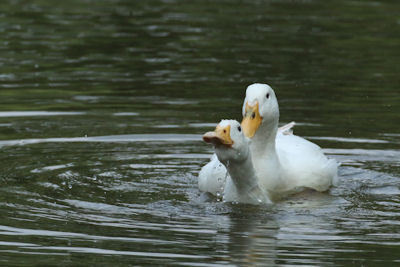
(276, 132), (338, 192)
(198, 154), (227, 196)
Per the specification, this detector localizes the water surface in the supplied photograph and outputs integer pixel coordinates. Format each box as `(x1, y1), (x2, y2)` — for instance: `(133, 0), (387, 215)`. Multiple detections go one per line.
(0, 0), (399, 265)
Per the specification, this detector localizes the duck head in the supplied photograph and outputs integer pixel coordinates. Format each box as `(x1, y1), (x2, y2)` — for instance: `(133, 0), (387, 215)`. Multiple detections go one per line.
(203, 120), (250, 164)
(241, 83), (279, 138)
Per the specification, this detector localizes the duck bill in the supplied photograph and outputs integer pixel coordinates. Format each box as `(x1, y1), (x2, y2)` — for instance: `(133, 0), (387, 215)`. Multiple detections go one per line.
(241, 101), (263, 138)
(203, 125), (233, 147)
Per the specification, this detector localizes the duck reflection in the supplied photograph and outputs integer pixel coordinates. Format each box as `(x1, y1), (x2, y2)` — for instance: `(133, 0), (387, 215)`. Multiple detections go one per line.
(223, 191), (340, 265)
(225, 204), (278, 265)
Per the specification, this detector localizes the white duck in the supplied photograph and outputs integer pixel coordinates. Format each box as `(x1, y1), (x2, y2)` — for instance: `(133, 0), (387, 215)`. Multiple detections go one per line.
(198, 122), (295, 197)
(241, 83), (338, 199)
(198, 83), (338, 200)
(202, 120), (271, 204)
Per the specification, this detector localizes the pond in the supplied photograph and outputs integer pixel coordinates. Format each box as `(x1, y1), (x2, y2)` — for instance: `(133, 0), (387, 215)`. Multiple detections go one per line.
(0, 0), (399, 265)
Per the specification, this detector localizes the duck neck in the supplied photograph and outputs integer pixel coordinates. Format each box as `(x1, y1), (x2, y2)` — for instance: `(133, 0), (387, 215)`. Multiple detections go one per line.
(251, 120), (278, 159)
(249, 119), (283, 194)
(225, 153), (259, 195)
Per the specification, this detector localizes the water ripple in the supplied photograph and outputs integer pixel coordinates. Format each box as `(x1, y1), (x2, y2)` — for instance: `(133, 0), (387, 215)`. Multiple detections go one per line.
(0, 134), (201, 148)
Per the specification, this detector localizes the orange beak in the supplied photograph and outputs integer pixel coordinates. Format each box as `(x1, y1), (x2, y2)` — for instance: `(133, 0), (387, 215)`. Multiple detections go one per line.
(241, 101), (263, 138)
(203, 124), (234, 147)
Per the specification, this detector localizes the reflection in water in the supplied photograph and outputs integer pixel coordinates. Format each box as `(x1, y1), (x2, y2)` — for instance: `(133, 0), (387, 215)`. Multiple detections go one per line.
(0, 0), (399, 265)
(224, 193), (345, 265)
(227, 206), (278, 265)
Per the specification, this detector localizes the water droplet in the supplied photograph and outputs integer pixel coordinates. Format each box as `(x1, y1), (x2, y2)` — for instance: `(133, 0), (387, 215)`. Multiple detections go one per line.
(216, 191), (224, 202)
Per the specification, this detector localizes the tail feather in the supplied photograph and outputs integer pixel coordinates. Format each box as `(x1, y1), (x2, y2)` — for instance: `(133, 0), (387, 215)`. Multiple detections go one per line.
(279, 121), (296, 135)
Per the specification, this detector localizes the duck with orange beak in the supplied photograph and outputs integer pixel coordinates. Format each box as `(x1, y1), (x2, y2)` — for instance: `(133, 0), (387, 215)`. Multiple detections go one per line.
(198, 83), (338, 200)
(202, 120), (270, 204)
(240, 83), (338, 197)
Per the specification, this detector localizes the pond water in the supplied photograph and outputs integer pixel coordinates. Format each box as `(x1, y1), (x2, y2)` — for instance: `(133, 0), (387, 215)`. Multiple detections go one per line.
(0, 0), (399, 265)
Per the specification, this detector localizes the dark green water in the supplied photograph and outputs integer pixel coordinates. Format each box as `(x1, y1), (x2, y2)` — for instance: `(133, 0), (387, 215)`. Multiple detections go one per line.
(0, 0), (399, 265)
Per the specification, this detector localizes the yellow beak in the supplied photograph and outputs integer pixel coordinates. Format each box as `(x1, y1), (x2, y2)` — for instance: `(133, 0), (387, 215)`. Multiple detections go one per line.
(241, 101), (263, 138)
(203, 124), (234, 147)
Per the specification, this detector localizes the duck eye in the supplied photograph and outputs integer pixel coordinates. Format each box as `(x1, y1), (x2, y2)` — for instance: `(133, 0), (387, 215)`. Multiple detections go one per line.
(266, 93), (270, 99)
(223, 129), (226, 133)
(238, 126), (241, 132)
(251, 112), (256, 119)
